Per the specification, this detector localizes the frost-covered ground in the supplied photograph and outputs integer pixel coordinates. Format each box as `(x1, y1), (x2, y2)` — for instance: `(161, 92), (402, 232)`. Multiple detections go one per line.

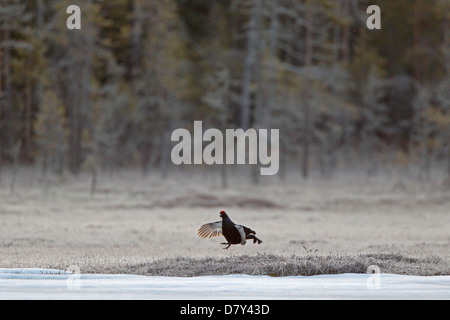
(0, 268), (449, 300)
(0, 168), (449, 277)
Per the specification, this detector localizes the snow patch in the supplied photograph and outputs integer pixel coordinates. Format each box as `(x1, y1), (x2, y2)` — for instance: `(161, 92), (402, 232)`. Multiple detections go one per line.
(0, 269), (449, 299)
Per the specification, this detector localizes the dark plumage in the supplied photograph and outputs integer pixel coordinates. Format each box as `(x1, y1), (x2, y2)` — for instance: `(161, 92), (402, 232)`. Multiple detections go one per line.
(198, 211), (263, 249)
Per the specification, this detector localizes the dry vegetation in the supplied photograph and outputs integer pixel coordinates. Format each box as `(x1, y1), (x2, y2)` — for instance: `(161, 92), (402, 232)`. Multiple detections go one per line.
(90, 253), (449, 277)
(0, 168), (449, 276)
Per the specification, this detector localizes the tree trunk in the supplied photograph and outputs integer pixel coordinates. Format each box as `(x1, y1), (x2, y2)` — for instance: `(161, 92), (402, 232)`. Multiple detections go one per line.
(10, 141), (22, 193)
(130, 0), (143, 83)
(160, 120), (173, 179)
(301, 95), (311, 179)
(90, 166), (98, 197)
(341, 0), (351, 64)
(447, 142), (450, 186)
(240, 0), (263, 130)
(220, 164), (228, 189)
(67, 4), (94, 175)
(24, 57), (33, 162)
(302, 0), (314, 179)
(2, 18), (13, 154)
(2, 20), (11, 102)
(0, 24), (3, 184)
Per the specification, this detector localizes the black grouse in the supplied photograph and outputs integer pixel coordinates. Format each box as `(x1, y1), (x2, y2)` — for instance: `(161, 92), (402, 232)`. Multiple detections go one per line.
(198, 211), (262, 249)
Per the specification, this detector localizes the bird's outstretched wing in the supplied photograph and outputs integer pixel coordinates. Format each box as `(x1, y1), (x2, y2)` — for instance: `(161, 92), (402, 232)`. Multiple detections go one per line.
(198, 221), (222, 239)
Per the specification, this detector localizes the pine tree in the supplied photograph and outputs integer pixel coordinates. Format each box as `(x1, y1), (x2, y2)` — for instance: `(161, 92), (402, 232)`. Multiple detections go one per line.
(47, 0), (103, 175)
(133, 0), (190, 175)
(34, 86), (67, 175)
(0, 0), (32, 165)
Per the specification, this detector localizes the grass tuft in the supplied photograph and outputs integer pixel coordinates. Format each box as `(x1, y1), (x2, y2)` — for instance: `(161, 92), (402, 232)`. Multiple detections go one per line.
(83, 253), (449, 277)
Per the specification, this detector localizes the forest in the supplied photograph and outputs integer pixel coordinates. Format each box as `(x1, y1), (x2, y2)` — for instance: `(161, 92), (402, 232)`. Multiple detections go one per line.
(0, 0), (449, 186)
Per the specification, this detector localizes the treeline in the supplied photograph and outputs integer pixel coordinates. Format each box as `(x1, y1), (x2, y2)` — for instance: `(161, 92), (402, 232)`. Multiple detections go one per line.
(0, 0), (449, 182)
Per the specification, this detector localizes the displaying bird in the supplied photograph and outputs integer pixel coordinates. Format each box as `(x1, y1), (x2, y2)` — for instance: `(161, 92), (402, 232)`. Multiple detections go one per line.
(198, 211), (262, 249)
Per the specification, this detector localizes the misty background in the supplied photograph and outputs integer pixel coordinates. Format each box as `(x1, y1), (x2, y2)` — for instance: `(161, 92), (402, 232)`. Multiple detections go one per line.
(0, 0), (449, 189)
